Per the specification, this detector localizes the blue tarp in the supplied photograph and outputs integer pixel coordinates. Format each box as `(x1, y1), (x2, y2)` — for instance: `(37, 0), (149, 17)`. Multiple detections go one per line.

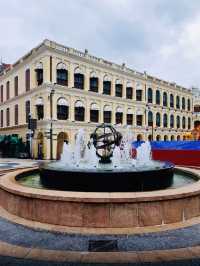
(132, 141), (200, 150)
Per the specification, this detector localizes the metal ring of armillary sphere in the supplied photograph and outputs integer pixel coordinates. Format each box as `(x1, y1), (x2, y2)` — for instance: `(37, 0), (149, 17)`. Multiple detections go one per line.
(91, 124), (122, 164)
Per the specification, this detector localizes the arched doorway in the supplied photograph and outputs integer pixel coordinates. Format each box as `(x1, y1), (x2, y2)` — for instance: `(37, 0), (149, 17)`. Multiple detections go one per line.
(37, 132), (44, 159)
(156, 135), (161, 141)
(164, 135), (168, 141)
(57, 132), (68, 160)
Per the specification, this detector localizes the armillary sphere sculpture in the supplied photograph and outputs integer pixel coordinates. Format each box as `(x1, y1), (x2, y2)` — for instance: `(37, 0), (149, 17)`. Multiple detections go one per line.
(90, 124), (122, 164)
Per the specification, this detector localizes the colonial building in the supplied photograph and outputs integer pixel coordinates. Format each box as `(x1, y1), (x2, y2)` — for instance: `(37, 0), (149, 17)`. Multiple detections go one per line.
(0, 39), (193, 159)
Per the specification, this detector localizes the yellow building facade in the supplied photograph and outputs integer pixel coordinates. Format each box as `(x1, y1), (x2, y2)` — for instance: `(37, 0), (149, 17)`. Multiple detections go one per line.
(0, 39), (194, 159)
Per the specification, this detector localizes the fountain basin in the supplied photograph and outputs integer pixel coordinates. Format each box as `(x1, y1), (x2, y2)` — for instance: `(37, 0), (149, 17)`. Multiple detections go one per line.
(39, 161), (174, 192)
(0, 167), (199, 230)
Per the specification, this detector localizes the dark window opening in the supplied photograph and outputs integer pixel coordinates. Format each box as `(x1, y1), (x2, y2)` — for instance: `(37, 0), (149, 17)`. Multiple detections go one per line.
(177, 116), (180, 128)
(57, 69), (68, 86)
(127, 114), (133, 125)
(170, 115), (174, 128)
(103, 81), (111, 95)
(90, 110), (99, 122)
(25, 101), (30, 123)
(103, 111), (111, 123)
(115, 84), (122, 97)
(148, 112), (153, 126)
(182, 117), (186, 129)
(37, 105), (44, 120)
(35, 69), (43, 86)
(0, 110), (3, 127)
(6, 108), (10, 127)
(90, 77), (98, 92)
(176, 96), (180, 109)
(187, 99), (191, 111)
(0, 85), (3, 103)
(188, 118), (191, 129)
(156, 113), (161, 127)
(163, 114), (168, 128)
(116, 112), (123, 124)
(74, 73), (84, 90)
(25, 69), (30, 91)
(182, 98), (185, 110)
(163, 92), (168, 107)
(75, 107), (85, 121)
(136, 90), (142, 101)
(15, 105), (18, 125)
(136, 115), (143, 126)
(57, 105), (68, 120)
(156, 90), (160, 105)
(126, 87), (133, 99)
(170, 94), (174, 108)
(148, 88), (153, 103)
(14, 76), (18, 97)
(6, 81), (10, 100)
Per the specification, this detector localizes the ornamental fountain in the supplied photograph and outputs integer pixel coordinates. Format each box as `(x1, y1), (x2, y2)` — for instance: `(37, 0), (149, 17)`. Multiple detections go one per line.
(40, 124), (174, 192)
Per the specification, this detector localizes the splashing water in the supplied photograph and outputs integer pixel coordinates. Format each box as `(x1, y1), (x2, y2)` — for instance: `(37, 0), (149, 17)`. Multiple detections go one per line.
(60, 128), (154, 170)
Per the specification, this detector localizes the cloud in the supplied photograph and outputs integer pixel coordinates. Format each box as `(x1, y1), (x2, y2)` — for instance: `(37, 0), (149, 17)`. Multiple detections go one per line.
(0, 0), (200, 87)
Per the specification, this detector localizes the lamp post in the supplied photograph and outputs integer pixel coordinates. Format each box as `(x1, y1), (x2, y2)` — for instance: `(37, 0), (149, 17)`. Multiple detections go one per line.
(50, 87), (55, 160)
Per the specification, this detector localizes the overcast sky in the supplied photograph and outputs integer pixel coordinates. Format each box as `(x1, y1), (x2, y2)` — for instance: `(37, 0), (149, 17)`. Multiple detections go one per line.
(1, 0), (200, 88)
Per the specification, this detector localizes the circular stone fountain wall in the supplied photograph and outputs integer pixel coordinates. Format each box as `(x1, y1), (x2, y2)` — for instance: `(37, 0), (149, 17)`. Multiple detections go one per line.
(0, 167), (200, 229)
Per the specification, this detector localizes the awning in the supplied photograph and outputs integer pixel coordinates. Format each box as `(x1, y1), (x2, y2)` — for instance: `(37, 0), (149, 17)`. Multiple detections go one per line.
(90, 103), (99, 110)
(35, 97), (44, 106)
(104, 105), (112, 112)
(75, 100), (84, 108)
(57, 98), (69, 106)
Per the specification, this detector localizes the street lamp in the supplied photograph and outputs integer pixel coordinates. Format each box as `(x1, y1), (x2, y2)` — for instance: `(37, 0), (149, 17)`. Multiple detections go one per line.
(50, 87), (55, 160)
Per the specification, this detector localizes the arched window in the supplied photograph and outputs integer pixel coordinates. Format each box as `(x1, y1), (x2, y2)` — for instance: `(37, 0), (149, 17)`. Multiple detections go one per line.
(156, 135), (161, 141)
(35, 97), (44, 120)
(163, 92), (168, 107)
(14, 104), (18, 125)
(148, 111), (153, 126)
(163, 113), (168, 128)
(57, 98), (69, 120)
(0, 110), (3, 127)
(176, 96), (180, 109)
(6, 107), (10, 127)
(103, 105), (112, 123)
(116, 106), (123, 124)
(188, 117), (191, 129)
(187, 99), (191, 111)
(115, 80), (123, 97)
(171, 135), (175, 141)
(6, 81), (10, 100)
(147, 88), (153, 103)
(75, 100), (85, 121)
(25, 69), (30, 91)
(164, 135), (168, 141)
(148, 135), (152, 141)
(90, 103), (99, 123)
(0, 85), (3, 103)
(89, 72), (98, 92)
(176, 116), (180, 128)
(103, 75), (111, 95)
(57, 63), (68, 86)
(136, 89), (142, 101)
(74, 67), (84, 90)
(170, 114), (174, 128)
(25, 100), (30, 123)
(14, 76), (18, 97)
(177, 135), (181, 141)
(182, 97), (185, 110)
(156, 90), (160, 105)
(170, 94), (174, 108)
(35, 62), (43, 86)
(156, 112), (161, 127)
(127, 108), (133, 125)
(182, 116), (186, 129)
(126, 81), (133, 99)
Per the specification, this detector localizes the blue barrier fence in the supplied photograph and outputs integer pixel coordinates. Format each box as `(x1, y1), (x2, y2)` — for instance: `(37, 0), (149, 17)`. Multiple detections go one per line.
(132, 141), (200, 150)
